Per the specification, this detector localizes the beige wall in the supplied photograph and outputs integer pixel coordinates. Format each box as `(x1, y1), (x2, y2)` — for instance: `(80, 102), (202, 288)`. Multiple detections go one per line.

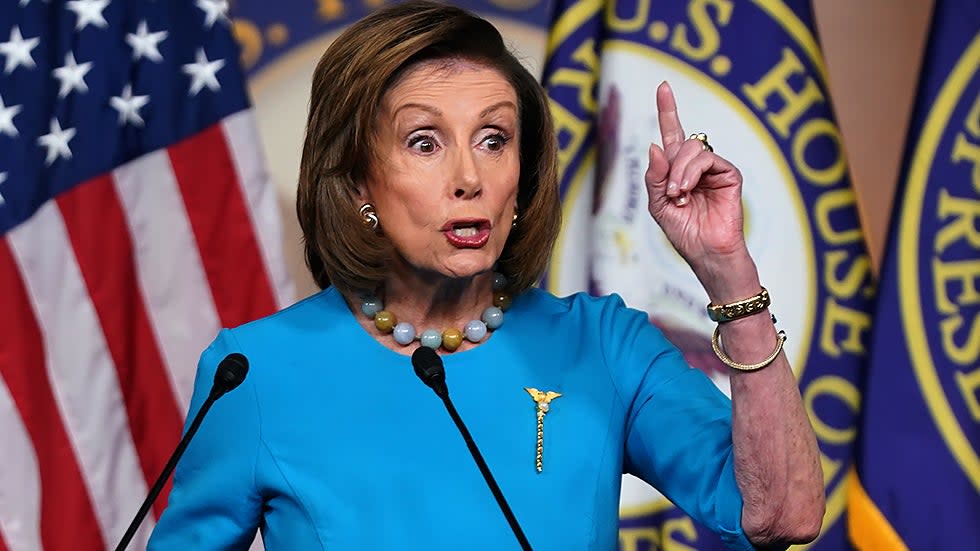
(812, 0), (934, 273)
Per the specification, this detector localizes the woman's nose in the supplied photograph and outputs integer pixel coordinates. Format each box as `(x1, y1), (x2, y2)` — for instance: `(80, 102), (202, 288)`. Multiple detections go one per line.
(452, 150), (482, 199)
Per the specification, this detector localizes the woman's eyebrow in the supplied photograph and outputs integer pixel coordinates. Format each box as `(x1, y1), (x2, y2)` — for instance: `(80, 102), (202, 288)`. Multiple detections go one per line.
(480, 101), (518, 118)
(393, 103), (443, 118)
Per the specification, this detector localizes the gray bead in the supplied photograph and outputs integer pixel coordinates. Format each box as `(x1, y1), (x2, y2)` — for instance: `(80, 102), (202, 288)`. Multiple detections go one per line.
(361, 297), (383, 317)
(420, 329), (443, 349)
(393, 322), (416, 345)
(482, 306), (504, 329)
(492, 272), (508, 291)
(464, 320), (487, 342)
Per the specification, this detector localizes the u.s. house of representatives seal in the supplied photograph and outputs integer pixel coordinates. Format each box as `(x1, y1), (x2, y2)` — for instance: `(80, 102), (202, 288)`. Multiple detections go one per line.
(899, 31), (980, 496)
(545, 1), (874, 547)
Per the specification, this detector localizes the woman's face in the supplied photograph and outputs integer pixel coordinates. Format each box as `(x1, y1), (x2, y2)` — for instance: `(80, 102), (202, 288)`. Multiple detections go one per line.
(360, 60), (520, 281)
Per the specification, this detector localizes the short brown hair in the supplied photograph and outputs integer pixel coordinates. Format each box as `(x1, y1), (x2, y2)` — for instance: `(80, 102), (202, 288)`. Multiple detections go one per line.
(296, 0), (560, 297)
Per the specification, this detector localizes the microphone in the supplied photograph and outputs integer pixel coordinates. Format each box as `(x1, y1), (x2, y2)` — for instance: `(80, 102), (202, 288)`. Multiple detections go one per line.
(412, 345), (448, 397)
(114, 352), (250, 551)
(411, 347), (532, 551)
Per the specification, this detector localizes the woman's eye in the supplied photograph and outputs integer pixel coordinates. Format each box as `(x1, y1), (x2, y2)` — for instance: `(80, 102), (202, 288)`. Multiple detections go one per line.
(408, 136), (437, 153)
(484, 134), (509, 152)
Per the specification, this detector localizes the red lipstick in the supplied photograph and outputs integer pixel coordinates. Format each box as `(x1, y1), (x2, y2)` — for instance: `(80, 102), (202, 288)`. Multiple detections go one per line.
(442, 218), (491, 248)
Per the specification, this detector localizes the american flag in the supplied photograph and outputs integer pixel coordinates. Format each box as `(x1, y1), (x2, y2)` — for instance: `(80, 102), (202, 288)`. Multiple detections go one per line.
(0, 1), (292, 549)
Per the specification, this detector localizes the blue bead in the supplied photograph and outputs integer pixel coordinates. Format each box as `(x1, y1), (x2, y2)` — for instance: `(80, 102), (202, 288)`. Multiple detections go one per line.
(393, 322), (416, 345)
(492, 272), (508, 291)
(361, 297), (383, 317)
(482, 306), (504, 329)
(464, 320), (487, 342)
(419, 329), (442, 349)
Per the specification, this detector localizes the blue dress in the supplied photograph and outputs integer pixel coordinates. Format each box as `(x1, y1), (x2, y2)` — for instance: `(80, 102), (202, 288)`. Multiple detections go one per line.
(147, 287), (757, 550)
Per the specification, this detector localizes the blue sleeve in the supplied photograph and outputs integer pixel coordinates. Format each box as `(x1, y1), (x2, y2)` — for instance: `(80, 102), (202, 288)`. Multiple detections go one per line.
(597, 295), (761, 551)
(147, 329), (262, 550)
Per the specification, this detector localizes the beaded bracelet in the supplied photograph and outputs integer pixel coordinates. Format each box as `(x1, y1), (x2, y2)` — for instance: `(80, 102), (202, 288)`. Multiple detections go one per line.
(710, 324), (787, 372)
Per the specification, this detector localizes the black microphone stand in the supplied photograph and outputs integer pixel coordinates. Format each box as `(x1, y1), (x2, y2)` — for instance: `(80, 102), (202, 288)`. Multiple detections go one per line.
(437, 391), (533, 551)
(113, 388), (221, 551)
(412, 346), (532, 551)
(115, 353), (248, 551)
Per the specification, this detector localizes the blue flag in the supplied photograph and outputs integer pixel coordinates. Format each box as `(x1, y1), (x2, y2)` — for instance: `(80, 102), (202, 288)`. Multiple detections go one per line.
(849, 2), (980, 549)
(542, 1), (875, 548)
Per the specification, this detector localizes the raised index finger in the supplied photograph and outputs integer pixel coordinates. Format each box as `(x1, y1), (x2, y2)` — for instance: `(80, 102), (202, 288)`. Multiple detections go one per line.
(657, 81), (686, 153)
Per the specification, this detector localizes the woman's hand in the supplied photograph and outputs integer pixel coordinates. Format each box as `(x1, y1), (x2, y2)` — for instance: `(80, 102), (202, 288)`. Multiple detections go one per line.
(645, 82), (748, 272)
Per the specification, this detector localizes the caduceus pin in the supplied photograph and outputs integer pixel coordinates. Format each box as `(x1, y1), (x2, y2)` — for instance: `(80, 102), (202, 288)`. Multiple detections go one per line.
(524, 387), (561, 473)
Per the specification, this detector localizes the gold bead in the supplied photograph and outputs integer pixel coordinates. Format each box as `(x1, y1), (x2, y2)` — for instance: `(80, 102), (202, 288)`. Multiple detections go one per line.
(374, 311), (396, 333)
(442, 328), (463, 351)
(492, 292), (512, 311)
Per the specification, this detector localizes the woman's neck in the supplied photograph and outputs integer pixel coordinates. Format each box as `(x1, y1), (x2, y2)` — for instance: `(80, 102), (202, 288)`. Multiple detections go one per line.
(345, 269), (499, 354)
(380, 270), (494, 332)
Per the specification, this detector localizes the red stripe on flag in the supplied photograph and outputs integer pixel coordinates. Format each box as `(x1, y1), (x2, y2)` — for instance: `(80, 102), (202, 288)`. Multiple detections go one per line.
(168, 124), (279, 327)
(57, 175), (184, 518)
(0, 239), (106, 550)
(0, 528), (9, 551)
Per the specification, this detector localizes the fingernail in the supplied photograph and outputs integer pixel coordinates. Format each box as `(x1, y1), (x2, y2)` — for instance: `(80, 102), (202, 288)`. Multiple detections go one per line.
(667, 181), (678, 194)
(680, 179), (689, 191)
(674, 195), (688, 206)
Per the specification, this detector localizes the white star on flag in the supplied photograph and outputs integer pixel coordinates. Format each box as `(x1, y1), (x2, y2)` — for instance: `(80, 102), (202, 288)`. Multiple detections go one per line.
(196, 0), (230, 29)
(181, 48), (225, 95)
(0, 26), (40, 74)
(53, 52), (93, 98)
(126, 20), (168, 62)
(37, 117), (77, 165)
(19, 0), (51, 6)
(0, 93), (23, 137)
(0, 172), (6, 206)
(110, 84), (150, 126)
(66, 0), (111, 31)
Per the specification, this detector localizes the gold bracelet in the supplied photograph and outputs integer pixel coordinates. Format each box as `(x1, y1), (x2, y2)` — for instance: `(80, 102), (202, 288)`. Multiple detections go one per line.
(706, 287), (770, 323)
(711, 326), (787, 372)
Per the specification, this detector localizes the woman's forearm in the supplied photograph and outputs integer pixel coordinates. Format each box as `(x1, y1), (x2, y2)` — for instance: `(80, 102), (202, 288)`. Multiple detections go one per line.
(725, 313), (824, 546)
(696, 256), (825, 547)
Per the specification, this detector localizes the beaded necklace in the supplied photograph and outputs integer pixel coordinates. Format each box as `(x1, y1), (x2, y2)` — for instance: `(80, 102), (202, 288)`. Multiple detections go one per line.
(359, 273), (512, 352)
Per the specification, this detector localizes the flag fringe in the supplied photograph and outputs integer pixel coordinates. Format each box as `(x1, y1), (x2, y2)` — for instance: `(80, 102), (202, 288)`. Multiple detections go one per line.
(846, 467), (909, 551)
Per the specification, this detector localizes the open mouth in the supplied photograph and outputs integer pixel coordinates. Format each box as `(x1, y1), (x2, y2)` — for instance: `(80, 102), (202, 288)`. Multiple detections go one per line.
(451, 225), (481, 237)
(443, 219), (491, 248)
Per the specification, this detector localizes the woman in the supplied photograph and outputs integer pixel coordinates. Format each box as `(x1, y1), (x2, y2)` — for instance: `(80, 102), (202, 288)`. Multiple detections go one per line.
(148, 1), (824, 549)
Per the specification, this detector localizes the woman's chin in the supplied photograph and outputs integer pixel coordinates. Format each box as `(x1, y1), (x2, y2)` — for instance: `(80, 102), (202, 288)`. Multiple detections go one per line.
(436, 256), (498, 280)
(442, 265), (494, 280)
(395, 248), (501, 282)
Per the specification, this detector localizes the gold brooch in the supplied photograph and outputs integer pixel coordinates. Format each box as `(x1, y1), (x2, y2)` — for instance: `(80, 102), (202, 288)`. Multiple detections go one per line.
(524, 387), (561, 473)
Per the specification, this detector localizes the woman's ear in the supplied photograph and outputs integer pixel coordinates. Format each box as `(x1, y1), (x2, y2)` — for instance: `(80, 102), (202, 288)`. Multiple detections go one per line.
(353, 178), (371, 204)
